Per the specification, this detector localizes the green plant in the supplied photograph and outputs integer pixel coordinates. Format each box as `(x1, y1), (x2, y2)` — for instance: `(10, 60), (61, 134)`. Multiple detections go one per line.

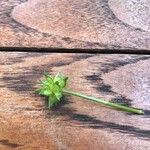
(35, 73), (144, 114)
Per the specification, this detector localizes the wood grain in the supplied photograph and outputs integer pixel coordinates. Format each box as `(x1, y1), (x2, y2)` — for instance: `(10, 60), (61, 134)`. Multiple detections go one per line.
(0, 52), (150, 149)
(0, 0), (149, 50)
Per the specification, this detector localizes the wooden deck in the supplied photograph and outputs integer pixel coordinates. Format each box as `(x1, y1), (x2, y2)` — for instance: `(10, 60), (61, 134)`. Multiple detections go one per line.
(0, 0), (150, 149)
(0, 52), (150, 149)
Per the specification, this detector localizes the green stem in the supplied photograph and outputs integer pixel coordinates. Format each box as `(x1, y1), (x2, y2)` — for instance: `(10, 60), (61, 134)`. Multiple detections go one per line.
(63, 89), (144, 115)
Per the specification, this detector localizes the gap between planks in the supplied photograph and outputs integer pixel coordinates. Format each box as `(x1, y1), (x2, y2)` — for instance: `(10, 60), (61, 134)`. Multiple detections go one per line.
(0, 47), (150, 55)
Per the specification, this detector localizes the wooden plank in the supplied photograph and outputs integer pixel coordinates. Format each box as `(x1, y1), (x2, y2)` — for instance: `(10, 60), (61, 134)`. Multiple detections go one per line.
(0, 52), (150, 149)
(0, 0), (149, 50)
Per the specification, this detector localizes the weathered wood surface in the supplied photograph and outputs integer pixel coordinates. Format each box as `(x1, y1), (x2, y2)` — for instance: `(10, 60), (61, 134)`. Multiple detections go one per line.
(0, 0), (149, 50)
(0, 52), (150, 149)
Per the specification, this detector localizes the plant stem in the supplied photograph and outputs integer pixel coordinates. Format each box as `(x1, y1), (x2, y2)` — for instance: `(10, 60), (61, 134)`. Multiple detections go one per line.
(63, 89), (144, 114)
